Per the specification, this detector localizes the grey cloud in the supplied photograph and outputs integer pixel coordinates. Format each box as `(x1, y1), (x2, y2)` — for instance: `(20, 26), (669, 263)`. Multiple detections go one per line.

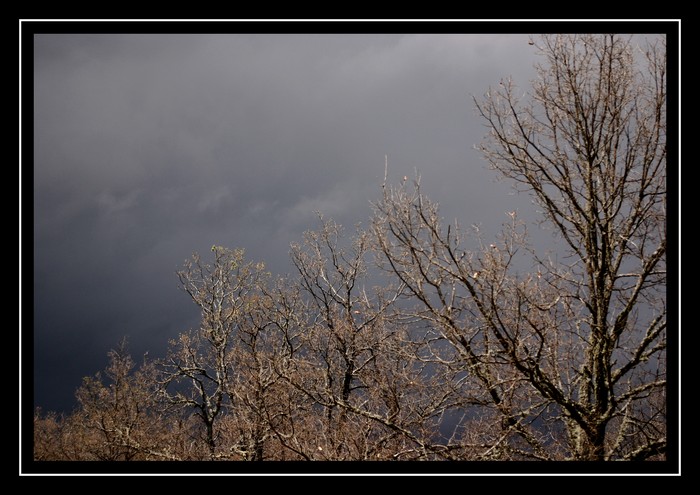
(32, 32), (541, 413)
(97, 189), (142, 215)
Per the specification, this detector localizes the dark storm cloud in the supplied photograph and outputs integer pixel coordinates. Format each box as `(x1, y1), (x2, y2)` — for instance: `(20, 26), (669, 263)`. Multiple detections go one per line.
(32, 32), (539, 413)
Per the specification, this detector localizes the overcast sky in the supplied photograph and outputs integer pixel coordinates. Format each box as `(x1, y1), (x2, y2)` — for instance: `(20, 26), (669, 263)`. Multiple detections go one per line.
(30, 28), (554, 413)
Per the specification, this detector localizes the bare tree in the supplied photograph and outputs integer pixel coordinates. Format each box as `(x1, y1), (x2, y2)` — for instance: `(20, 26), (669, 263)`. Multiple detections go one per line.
(372, 34), (666, 461)
(158, 247), (271, 458)
(33, 409), (67, 461)
(221, 280), (304, 461)
(58, 339), (171, 460)
(288, 216), (456, 460)
(242, 275), (321, 460)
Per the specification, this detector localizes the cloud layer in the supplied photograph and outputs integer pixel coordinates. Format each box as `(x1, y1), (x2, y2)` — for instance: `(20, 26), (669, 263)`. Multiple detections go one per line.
(32, 31), (540, 413)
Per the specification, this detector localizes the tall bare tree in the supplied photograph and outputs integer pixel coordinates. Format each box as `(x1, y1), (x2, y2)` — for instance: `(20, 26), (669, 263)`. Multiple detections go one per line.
(157, 247), (272, 458)
(372, 34), (666, 460)
(288, 216), (449, 459)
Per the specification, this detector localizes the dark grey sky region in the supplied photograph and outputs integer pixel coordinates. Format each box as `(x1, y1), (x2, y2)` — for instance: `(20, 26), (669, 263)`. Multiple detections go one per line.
(32, 29), (551, 414)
